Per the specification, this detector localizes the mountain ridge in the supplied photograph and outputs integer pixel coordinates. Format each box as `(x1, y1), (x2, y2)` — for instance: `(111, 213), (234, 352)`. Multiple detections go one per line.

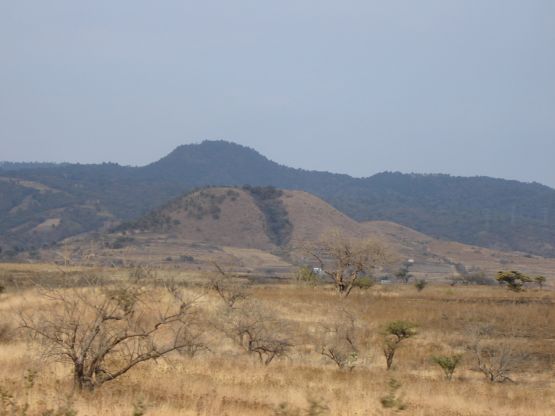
(1, 140), (554, 257)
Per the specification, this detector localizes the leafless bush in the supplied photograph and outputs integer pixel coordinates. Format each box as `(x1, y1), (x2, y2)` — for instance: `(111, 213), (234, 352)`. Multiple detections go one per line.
(210, 263), (291, 365)
(20, 281), (204, 391)
(210, 263), (249, 308)
(220, 300), (292, 365)
(304, 230), (392, 297)
(467, 325), (527, 382)
(128, 264), (157, 283)
(318, 309), (360, 370)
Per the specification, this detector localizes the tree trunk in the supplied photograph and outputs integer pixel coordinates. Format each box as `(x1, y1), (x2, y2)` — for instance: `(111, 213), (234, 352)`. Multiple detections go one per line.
(385, 350), (395, 370)
(73, 362), (85, 391)
(73, 361), (95, 391)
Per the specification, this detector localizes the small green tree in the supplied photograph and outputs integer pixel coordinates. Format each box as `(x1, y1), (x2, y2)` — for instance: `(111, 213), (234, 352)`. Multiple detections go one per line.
(432, 354), (462, 381)
(395, 263), (413, 284)
(534, 275), (546, 289)
(496, 271), (532, 292)
(296, 266), (319, 286)
(352, 275), (375, 290)
(414, 279), (427, 292)
(380, 378), (406, 410)
(382, 321), (417, 370)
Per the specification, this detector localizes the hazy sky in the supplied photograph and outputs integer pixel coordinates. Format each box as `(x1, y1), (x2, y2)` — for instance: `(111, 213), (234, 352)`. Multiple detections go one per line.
(1, 1), (554, 187)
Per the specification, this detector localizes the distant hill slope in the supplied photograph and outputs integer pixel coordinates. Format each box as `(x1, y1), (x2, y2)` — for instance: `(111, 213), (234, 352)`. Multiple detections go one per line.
(118, 187), (366, 249)
(55, 187), (555, 281)
(1, 140), (555, 257)
(120, 187), (275, 250)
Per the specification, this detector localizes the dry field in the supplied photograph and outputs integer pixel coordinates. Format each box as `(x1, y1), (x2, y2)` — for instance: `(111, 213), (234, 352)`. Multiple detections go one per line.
(0, 263), (553, 416)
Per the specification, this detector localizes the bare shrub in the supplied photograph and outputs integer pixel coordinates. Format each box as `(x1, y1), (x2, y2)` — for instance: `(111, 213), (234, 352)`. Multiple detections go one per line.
(467, 325), (527, 382)
(220, 300), (292, 365)
(304, 230), (392, 297)
(20, 281), (204, 391)
(318, 309), (360, 370)
(128, 264), (157, 283)
(210, 263), (249, 308)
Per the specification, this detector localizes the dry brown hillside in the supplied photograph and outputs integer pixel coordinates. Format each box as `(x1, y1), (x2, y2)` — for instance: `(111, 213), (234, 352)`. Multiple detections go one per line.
(35, 187), (555, 283)
(281, 190), (367, 242)
(146, 188), (274, 250)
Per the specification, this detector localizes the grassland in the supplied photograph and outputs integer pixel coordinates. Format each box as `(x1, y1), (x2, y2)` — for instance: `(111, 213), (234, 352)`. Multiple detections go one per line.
(0, 263), (553, 415)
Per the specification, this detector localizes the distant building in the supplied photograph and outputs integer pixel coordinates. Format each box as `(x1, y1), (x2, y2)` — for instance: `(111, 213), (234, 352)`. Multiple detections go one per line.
(312, 267), (324, 276)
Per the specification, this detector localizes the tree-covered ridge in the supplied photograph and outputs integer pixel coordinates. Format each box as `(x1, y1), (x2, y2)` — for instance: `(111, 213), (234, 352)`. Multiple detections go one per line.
(243, 186), (293, 246)
(1, 140), (554, 257)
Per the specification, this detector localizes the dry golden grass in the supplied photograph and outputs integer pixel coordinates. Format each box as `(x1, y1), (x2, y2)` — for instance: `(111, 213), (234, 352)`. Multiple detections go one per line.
(0, 269), (553, 416)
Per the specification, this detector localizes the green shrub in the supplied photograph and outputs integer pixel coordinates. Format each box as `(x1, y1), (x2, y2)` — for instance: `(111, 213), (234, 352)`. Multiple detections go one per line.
(496, 271), (532, 291)
(432, 354), (462, 381)
(273, 397), (329, 416)
(296, 266), (319, 286)
(415, 279), (427, 292)
(534, 275), (546, 289)
(380, 378), (406, 410)
(353, 275), (375, 290)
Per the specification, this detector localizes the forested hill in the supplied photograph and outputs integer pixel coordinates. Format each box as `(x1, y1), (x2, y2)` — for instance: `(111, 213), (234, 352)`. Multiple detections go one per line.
(1, 140), (554, 257)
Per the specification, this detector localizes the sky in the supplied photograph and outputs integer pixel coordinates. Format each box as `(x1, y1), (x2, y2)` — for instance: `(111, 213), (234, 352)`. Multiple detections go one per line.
(1, 1), (554, 187)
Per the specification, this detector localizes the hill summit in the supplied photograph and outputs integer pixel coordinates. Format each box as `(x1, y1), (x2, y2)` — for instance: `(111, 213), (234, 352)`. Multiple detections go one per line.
(1, 140), (555, 257)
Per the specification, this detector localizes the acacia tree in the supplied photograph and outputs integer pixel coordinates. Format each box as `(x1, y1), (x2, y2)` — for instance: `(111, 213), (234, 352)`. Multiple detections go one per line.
(496, 271), (532, 292)
(21, 281), (205, 391)
(382, 320), (417, 370)
(534, 275), (546, 289)
(305, 231), (391, 297)
(395, 260), (413, 284)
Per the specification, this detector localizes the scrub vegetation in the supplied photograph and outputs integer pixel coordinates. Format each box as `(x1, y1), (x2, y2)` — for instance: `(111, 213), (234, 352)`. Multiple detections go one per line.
(0, 262), (553, 415)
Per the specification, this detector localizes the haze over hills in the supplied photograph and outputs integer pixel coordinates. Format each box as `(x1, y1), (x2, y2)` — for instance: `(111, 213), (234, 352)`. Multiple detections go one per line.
(1, 140), (555, 257)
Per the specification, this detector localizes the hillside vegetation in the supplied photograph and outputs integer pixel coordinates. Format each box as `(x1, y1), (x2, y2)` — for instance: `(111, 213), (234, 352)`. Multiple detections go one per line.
(0, 263), (553, 415)
(35, 187), (555, 282)
(1, 140), (555, 257)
